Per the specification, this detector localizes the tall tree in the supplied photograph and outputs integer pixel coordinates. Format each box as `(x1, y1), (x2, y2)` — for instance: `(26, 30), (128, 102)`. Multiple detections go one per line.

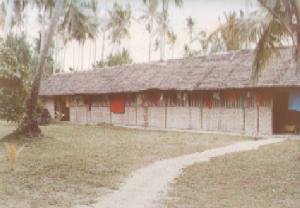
(141, 0), (158, 61)
(100, 5), (109, 63)
(1, 0), (28, 36)
(186, 16), (194, 43)
(158, 0), (182, 61)
(3, 0), (14, 35)
(208, 10), (262, 52)
(252, 0), (300, 81)
(107, 2), (131, 53)
(34, 0), (55, 53)
(60, 0), (98, 70)
(94, 48), (132, 68)
(21, 0), (63, 135)
(166, 30), (177, 58)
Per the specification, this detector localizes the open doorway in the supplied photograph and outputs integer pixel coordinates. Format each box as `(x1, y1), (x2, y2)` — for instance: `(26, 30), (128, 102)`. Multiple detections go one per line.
(54, 96), (70, 121)
(273, 90), (300, 134)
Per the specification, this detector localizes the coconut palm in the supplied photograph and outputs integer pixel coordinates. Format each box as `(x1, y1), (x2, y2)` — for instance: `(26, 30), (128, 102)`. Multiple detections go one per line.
(2, 0), (29, 36)
(141, 0), (159, 61)
(208, 11), (242, 51)
(60, 0), (98, 70)
(252, 0), (300, 81)
(22, 0), (98, 135)
(158, 0), (183, 61)
(107, 2), (131, 53)
(166, 30), (177, 58)
(208, 10), (263, 52)
(184, 30), (208, 57)
(3, 0), (15, 35)
(186, 16), (194, 43)
(33, 0), (55, 52)
(22, 0), (63, 135)
(99, 6), (109, 63)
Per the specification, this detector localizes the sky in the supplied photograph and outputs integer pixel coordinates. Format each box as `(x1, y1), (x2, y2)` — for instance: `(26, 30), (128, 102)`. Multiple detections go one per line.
(51, 0), (260, 71)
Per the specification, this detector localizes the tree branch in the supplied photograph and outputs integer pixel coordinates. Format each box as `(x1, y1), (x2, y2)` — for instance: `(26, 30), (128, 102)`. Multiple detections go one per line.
(258, 0), (293, 35)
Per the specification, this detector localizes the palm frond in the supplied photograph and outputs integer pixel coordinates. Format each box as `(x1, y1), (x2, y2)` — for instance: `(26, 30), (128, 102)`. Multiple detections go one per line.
(251, 17), (287, 82)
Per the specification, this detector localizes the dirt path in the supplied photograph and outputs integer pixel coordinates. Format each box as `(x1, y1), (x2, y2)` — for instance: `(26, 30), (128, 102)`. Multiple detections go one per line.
(76, 138), (286, 208)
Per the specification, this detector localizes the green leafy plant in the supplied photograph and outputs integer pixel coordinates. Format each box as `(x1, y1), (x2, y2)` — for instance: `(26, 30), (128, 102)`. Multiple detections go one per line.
(0, 35), (35, 126)
(93, 48), (132, 68)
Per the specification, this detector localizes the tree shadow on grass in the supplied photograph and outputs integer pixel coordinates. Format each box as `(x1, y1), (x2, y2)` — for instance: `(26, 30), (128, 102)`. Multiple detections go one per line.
(0, 129), (48, 145)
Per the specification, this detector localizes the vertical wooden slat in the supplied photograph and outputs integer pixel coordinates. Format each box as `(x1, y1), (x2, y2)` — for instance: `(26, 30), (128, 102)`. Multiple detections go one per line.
(257, 104), (260, 135)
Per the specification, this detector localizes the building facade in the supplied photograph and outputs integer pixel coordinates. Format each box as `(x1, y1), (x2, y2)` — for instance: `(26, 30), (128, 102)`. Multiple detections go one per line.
(40, 48), (300, 136)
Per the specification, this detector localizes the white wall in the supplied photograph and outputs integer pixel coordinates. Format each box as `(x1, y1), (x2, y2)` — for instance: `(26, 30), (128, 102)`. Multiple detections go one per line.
(44, 97), (273, 136)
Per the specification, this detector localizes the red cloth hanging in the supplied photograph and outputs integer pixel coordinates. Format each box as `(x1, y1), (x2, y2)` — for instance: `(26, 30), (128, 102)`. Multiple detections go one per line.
(148, 93), (160, 106)
(110, 96), (125, 113)
(206, 99), (213, 109)
(226, 92), (237, 102)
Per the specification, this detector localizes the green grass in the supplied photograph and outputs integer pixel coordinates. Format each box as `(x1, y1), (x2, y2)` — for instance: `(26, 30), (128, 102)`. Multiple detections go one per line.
(0, 122), (247, 208)
(164, 139), (300, 208)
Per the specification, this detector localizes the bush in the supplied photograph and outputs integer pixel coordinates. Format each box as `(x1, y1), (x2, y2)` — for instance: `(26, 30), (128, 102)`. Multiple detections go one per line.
(0, 35), (34, 125)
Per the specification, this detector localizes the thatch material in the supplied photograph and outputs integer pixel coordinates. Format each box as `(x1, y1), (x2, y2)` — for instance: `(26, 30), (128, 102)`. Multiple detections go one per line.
(40, 48), (299, 96)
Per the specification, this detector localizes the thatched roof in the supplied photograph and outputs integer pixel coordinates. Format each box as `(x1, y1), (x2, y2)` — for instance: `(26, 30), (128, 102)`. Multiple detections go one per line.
(40, 48), (300, 96)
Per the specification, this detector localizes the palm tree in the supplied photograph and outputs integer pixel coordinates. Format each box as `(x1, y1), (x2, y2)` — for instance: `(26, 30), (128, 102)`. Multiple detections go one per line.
(22, 0), (63, 135)
(22, 0), (98, 135)
(208, 10), (262, 52)
(2, 0), (29, 36)
(60, 0), (98, 70)
(140, 0), (158, 61)
(208, 11), (242, 51)
(166, 30), (177, 58)
(99, 18), (108, 63)
(186, 16), (194, 43)
(3, 0), (14, 35)
(158, 0), (183, 61)
(252, 0), (300, 81)
(33, 0), (55, 53)
(107, 2), (131, 53)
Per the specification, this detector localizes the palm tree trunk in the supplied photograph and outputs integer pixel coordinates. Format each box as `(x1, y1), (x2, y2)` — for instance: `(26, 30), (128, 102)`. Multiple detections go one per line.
(148, 32), (152, 61)
(94, 38), (97, 66)
(4, 0), (15, 35)
(293, 31), (300, 77)
(160, 0), (169, 61)
(21, 0), (63, 136)
(73, 41), (76, 70)
(101, 31), (106, 62)
(40, 8), (46, 53)
(81, 43), (84, 70)
(63, 44), (66, 71)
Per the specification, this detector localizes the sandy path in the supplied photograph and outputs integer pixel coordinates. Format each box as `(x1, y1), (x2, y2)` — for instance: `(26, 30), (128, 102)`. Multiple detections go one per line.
(76, 138), (286, 208)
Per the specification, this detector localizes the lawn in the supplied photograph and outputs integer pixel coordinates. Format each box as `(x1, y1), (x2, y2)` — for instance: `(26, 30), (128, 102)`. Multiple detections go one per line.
(0, 121), (247, 208)
(164, 139), (300, 208)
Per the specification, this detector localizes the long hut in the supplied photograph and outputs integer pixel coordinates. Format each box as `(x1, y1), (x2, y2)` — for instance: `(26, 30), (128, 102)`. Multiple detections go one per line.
(40, 48), (300, 136)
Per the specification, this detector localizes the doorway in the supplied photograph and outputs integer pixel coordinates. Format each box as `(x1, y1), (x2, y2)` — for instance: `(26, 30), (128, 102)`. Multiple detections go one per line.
(273, 90), (300, 134)
(54, 96), (70, 121)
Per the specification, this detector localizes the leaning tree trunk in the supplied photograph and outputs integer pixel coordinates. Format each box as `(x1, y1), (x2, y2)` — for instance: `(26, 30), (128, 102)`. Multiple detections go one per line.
(21, 0), (63, 136)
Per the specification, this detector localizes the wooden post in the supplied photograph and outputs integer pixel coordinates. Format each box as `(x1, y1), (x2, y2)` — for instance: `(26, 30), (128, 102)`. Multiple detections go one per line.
(257, 104), (260, 135)
(143, 106), (148, 127)
(200, 107), (203, 129)
(243, 100), (246, 133)
(165, 97), (168, 128)
(135, 106), (138, 126)
(271, 97), (274, 134)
